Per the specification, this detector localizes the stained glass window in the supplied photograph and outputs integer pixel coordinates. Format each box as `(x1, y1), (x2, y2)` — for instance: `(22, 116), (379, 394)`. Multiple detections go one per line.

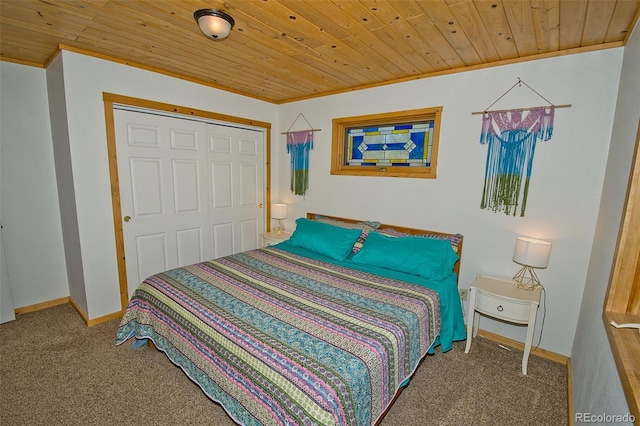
(346, 121), (434, 167)
(331, 107), (442, 179)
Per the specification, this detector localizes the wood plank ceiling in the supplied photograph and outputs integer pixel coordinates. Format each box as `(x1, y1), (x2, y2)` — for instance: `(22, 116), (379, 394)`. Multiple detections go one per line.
(1, 0), (638, 104)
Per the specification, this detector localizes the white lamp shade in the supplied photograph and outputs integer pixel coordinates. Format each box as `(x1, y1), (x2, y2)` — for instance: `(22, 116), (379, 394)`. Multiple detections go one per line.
(513, 237), (552, 268)
(271, 204), (288, 220)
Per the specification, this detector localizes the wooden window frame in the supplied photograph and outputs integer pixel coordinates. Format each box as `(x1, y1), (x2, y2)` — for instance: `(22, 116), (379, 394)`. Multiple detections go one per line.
(603, 120), (640, 420)
(330, 107), (442, 179)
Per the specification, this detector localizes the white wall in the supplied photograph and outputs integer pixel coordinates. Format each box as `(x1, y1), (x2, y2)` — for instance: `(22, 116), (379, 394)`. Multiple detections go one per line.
(46, 55), (88, 314)
(47, 51), (278, 319)
(570, 19), (640, 421)
(275, 49), (623, 357)
(0, 62), (69, 308)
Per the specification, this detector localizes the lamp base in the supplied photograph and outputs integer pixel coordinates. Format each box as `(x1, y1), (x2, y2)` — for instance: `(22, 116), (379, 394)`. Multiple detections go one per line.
(513, 266), (541, 290)
(273, 219), (285, 234)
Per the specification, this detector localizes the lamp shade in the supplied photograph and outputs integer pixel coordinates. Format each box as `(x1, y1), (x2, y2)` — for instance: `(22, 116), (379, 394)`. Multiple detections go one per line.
(271, 204), (288, 220)
(513, 237), (552, 268)
(194, 9), (234, 40)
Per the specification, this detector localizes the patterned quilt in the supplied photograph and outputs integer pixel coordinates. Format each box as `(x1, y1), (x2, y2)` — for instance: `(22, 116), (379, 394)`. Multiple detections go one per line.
(116, 245), (445, 426)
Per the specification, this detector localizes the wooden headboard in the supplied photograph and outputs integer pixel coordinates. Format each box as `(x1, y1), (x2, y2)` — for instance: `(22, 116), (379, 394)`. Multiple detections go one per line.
(306, 213), (463, 281)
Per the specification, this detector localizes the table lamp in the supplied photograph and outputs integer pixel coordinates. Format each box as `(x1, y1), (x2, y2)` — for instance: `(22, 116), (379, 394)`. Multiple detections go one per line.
(271, 203), (288, 234)
(512, 237), (552, 290)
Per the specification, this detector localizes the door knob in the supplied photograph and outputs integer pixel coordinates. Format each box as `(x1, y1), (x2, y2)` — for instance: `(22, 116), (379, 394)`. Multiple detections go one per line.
(258, 203), (263, 208)
(123, 215), (131, 222)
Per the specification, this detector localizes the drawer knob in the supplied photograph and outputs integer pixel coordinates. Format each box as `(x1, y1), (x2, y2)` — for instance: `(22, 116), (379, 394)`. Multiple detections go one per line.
(497, 305), (504, 312)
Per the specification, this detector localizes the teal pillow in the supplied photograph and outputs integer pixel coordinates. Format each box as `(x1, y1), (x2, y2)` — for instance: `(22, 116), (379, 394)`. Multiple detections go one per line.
(351, 232), (459, 280)
(288, 218), (363, 261)
(376, 228), (463, 254)
(314, 216), (381, 253)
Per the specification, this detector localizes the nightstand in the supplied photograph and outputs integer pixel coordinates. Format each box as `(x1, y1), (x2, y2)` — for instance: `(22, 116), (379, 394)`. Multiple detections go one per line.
(261, 231), (292, 247)
(464, 274), (542, 374)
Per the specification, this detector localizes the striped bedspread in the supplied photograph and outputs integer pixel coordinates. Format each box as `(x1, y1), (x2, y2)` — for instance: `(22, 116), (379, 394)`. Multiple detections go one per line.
(116, 245), (442, 426)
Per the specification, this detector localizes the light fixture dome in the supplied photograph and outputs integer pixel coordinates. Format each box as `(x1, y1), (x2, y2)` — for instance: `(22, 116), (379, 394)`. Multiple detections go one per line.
(194, 9), (234, 40)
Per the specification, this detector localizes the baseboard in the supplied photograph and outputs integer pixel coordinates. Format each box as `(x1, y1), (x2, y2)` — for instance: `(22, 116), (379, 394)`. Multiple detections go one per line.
(13, 296), (69, 315)
(567, 358), (574, 426)
(15, 297), (122, 327)
(68, 297), (89, 323)
(67, 297), (122, 327)
(86, 310), (123, 327)
(477, 329), (569, 364)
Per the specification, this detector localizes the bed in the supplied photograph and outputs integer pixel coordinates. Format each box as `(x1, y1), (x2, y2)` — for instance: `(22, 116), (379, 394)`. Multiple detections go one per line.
(116, 213), (466, 426)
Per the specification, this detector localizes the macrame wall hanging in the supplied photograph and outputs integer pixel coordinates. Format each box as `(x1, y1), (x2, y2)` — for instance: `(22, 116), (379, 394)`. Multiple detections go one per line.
(282, 113), (320, 197)
(472, 78), (571, 217)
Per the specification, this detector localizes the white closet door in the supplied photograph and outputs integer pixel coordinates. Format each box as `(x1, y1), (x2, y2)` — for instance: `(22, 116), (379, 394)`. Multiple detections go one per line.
(208, 124), (265, 258)
(115, 109), (265, 298)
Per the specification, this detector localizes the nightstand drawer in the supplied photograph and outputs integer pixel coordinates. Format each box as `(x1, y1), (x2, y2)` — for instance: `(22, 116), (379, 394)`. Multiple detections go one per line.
(474, 290), (532, 323)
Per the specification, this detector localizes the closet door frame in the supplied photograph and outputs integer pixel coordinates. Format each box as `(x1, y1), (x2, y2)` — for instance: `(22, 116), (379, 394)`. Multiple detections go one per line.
(103, 93), (272, 310)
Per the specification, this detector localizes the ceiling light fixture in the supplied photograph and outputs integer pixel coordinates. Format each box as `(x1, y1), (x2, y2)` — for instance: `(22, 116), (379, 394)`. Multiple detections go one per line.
(194, 9), (235, 40)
